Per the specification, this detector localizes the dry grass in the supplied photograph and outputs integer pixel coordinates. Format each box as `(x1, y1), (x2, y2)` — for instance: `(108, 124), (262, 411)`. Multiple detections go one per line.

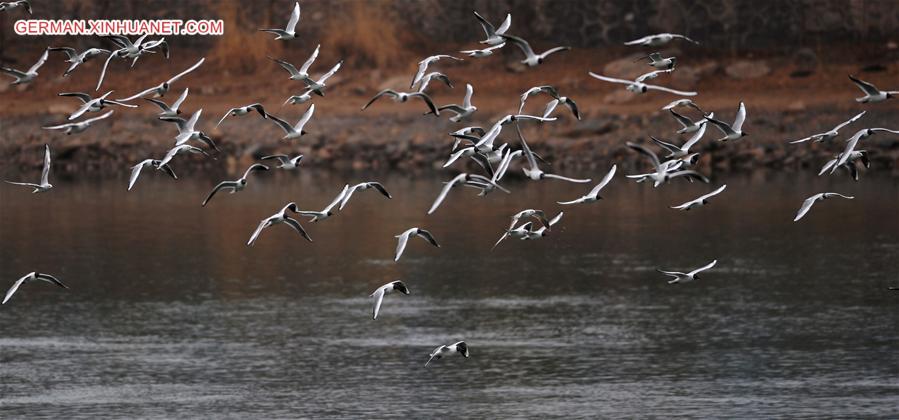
(210, 0), (281, 74)
(320, 1), (409, 69)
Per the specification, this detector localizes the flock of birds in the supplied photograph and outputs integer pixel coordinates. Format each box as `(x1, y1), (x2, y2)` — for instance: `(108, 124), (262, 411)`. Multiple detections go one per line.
(3, 1), (899, 366)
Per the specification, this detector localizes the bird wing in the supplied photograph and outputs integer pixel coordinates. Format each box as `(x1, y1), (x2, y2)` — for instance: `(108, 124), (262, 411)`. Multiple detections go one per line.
(848, 75), (880, 96)
(294, 103), (315, 132)
(323, 184), (350, 213)
(668, 109), (694, 128)
(463, 84), (474, 109)
(286, 2), (301, 32)
(699, 184), (727, 201)
(672, 34), (700, 44)
(516, 123), (539, 170)
(82, 109), (114, 125)
(823, 192), (854, 200)
(2, 273), (32, 304)
(0, 67), (27, 78)
(542, 99), (559, 119)
(732, 102), (747, 131)
(497, 13), (511, 34)
(300, 44), (320, 74)
(58, 92), (92, 103)
(371, 287), (385, 320)
(409, 92), (439, 115)
(793, 195), (820, 221)
(362, 89), (397, 110)
(626, 142), (662, 173)
(35, 273), (68, 289)
(644, 84), (697, 96)
(159, 162), (177, 180)
(48, 46), (77, 60)
(167, 57), (205, 85)
(171, 87), (189, 110)
(562, 98), (580, 120)
(587, 72), (633, 86)
(270, 56), (300, 77)
(832, 111), (866, 132)
(667, 170), (709, 183)
(588, 164), (617, 196)
(247, 219), (272, 246)
(338, 184), (361, 211)
(40, 144), (51, 185)
(818, 158), (838, 175)
(28, 48), (49, 74)
(539, 46), (570, 58)
(369, 182), (391, 199)
(128, 160), (148, 191)
(316, 60), (342, 84)
(651, 136), (681, 154)
(283, 216), (312, 242)
(242, 163), (269, 179)
(624, 35), (652, 45)
(500, 34), (534, 57)
(394, 230), (413, 261)
(689, 259), (718, 276)
(416, 229), (440, 247)
(261, 154), (289, 163)
(117, 85), (160, 102)
(94, 52), (119, 91)
(428, 174), (465, 214)
(473, 11), (496, 37)
(202, 181), (237, 207)
(682, 124), (707, 151)
(543, 173), (592, 183)
(704, 116), (736, 136)
(267, 114), (296, 135)
(216, 108), (237, 127)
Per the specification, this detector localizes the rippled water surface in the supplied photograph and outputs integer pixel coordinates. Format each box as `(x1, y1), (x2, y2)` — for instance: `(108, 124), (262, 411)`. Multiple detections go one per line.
(1, 172), (898, 418)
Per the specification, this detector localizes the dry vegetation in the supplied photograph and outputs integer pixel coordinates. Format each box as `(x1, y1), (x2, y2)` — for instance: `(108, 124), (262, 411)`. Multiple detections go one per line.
(319, 1), (409, 69)
(209, 0), (282, 74)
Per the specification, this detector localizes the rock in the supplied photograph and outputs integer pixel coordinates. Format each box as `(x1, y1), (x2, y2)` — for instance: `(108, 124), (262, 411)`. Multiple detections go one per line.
(725, 60), (771, 80)
(602, 54), (647, 79)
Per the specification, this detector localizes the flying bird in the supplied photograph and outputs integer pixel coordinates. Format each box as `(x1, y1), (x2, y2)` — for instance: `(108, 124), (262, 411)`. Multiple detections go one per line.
(160, 109), (219, 151)
(662, 98), (705, 113)
(297, 185), (349, 222)
(651, 121), (708, 164)
(671, 184), (727, 211)
(128, 159), (177, 191)
(428, 173), (508, 214)
(849, 75), (898, 103)
(521, 212), (564, 240)
(819, 150), (869, 181)
(260, 153), (304, 169)
(217, 103), (268, 127)
(370, 281), (409, 320)
(588, 69), (697, 96)
(301, 60), (343, 96)
(3, 272), (67, 305)
(557, 164), (617, 205)
(115, 57), (205, 100)
(59, 91), (135, 121)
(473, 11), (510, 45)
(43, 109), (115, 135)
(790, 111), (866, 144)
(634, 52), (676, 69)
(832, 128), (899, 170)
(95, 34), (151, 89)
(144, 88), (189, 118)
(460, 43), (505, 58)
(437, 83), (477, 122)
(625, 33), (699, 47)
(793, 193), (854, 222)
(0, 0), (32, 14)
(201, 164), (269, 207)
(267, 104), (315, 139)
(414, 71), (454, 93)
(339, 182), (392, 211)
(517, 124), (591, 183)
(626, 142), (709, 187)
(500, 34), (570, 67)
(269, 44), (320, 83)
(657, 260), (717, 284)
(425, 341), (469, 367)
(508, 209), (551, 231)
(247, 202), (312, 246)
(669, 109), (710, 134)
(47, 46), (110, 76)
(156, 144), (209, 168)
(259, 2), (301, 40)
(362, 89), (439, 115)
(0, 48), (48, 85)
(705, 102), (748, 142)
(394, 227), (440, 262)
(411, 55), (463, 89)
(5, 144), (52, 193)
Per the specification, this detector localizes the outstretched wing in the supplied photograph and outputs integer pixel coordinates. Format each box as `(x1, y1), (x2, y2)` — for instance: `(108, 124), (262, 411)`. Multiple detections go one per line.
(40, 144), (51, 185)
(371, 287), (385, 320)
(285, 2), (301, 33)
(793, 195), (819, 222)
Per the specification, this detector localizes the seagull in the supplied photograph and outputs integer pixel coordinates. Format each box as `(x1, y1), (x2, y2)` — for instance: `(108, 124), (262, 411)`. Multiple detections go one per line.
(128, 159), (177, 191)
(60, 91), (135, 121)
(414, 71), (454, 93)
(259, 2), (301, 40)
(517, 124), (591, 183)
(3, 272), (67, 305)
(5, 144), (52, 193)
(144, 88), (189, 118)
(425, 341), (469, 367)
(793, 193), (854, 222)
(634, 52), (676, 69)
(115, 57), (205, 100)
(671, 184), (727, 211)
(557, 165), (617, 205)
(819, 150), (869, 181)
(267, 104), (315, 140)
(0, 48), (47, 85)
(217, 103), (268, 127)
(522, 212), (564, 240)
(301, 60), (343, 96)
(669, 109), (710, 134)
(427, 173), (508, 215)
(160, 109), (219, 151)
(156, 144), (209, 168)
(626, 142), (709, 187)
(95, 34), (150, 89)
(43, 109), (115, 135)
(833, 128), (899, 170)
(370, 281), (409, 320)
(849, 75), (898, 103)
(201, 164), (269, 207)
(517, 85), (581, 120)
(460, 43), (505, 58)
(508, 209), (550, 231)
(705, 102), (748, 142)
(652, 121), (708, 162)
(47, 46), (110, 76)
(0, 0), (31, 14)
(474, 11), (511, 45)
(362, 89), (439, 115)
(261, 153), (304, 169)
(394, 227), (440, 262)
(437, 84), (477, 122)
(411, 55), (463, 89)
(493, 221), (535, 250)
(500, 34), (570, 67)
(297, 185), (349, 222)
(247, 202), (312, 246)
(588, 69), (697, 96)
(283, 89), (315, 106)
(269, 44), (320, 83)
(625, 33), (699, 47)
(790, 111), (866, 144)
(662, 98), (705, 113)
(339, 182), (392, 211)
(138, 38), (170, 60)
(657, 260), (716, 284)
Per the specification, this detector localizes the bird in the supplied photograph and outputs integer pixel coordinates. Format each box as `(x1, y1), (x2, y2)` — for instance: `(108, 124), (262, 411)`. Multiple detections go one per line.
(0, 48), (48, 85)
(128, 159), (177, 191)
(557, 164), (617, 205)
(95, 34), (151, 90)
(370, 281), (409, 320)
(60, 91), (135, 121)
(414, 72), (454, 93)
(625, 33), (699, 47)
(519, 85), (581, 120)
(671, 184), (727, 211)
(156, 144), (209, 168)
(269, 44), (320, 83)
(657, 260), (717, 284)
(216, 103), (268, 127)
(493, 221), (535, 250)
(362, 89), (439, 115)
(517, 123), (591, 183)
(790, 111), (866, 144)
(437, 84), (476, 122)
(588, 69), (697, 96)
(662, 98), (705, 113)
(160, 109), (219, 151)
(47, 46), (110, 76)
(43, 109), (115, 135)
(267, 104), (315, 140)
(411, 55), (463, 89)
(5, 144), (52, 193)
(425, 341), (469, 367)
(144, 88), (189, 118)
(793, 193), (854, 222)
(819, 150), (869, 181)
(0, 0), (32, 14)
(260, 153), (304, 169)
(201, 164), (269, 207)
(626, 142), (709, 187)
(634, 52), (676, 69)
(521, 212), (564, 240)
(508, 209), (551, 231)
(833, 128), (899, 170)
(394, 227), (440, 262)
(247, 202), (312, 246)
(283, 89), (315, 106)
(705, 102), (748, 142)
(301, 60), (342, 96)
(297, 185), (349, 222)
(259, 2), (301, 40)
(474, 11), (511, 45)
(460, 43), (505, 58)
(848, 75), (898, 103)
(115, 57), (205, 100)
(651, 121), (708, 163)
(428, 173), (508, 215)
(669, 109), (711, 134)
(339, 182), (392, 211)
(500, 34), (570, 67)
(3, 272), (67, 305)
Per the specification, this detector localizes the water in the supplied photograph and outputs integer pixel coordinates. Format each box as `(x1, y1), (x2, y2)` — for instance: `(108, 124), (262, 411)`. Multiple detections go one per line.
(1, 171), (898, 418)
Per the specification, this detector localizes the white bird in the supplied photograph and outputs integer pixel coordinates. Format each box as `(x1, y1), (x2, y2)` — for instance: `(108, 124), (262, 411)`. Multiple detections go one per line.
(0, 48), (48, 85)
(437, 84), (477, 122)
(662, 98), (705, 113)
(59, 91), (136, 120)
(508, 209), (551, 232)
(517, 124), (591, 183)
(260, 153), (304, 169)
(414, 71), (454, 93)
(339, 182), (392, 211)
(518, 85), (581, 120)
(790, 111), (866, 144)
(651, 120), (708, 163)
(657, 260), (716, 284)
(669, 109), (710, 134)
(115, 57), (205, 100)
(557, 164), (617, 205)
(201, 163), (269, 207)
(500, 34), (570, 67)
(793, 193), (854, 222)
(671, 184), (727, 211)
(267, 104), (315, 140)
(370, 281), (410, 320)
(160, 109), (219, 151)
(460, 43), (505, 58)
(128, 159), (177, 191)
(625, 33), (699, 47)
(626, 142), (709, 187)
(297, 184), (349, 222)
(819, 150), (869, 181)
(247, 202), (312, 246)
(425, 341), (469, 367)
(522, 212), (564, 240)
(144, 88), (189, 118)
(43, 109), (115, 135)
(283, 89), (315, 106)
(94, 34), (150, 90)
(411, 55), (463, 89)
(474, 11), (511, 45)
(635, 52), (676, 69)
(705, 102), (748, 142)
(301, 60), (343, 96)
(588, 69), (697, 96)
(216, 103), (268, 127)
(849, 74), (898, 103)
(394, 227), (440, 262)
(833, 128), (899, 170)
(47, 46), (110, 76)
(493, 221), (535, 250)
(3, 272), (67, 305)
(259, 2), (301, 40)
(0, 0), (32, 14)
(156, 144), (209, 168)
(362, 89), (439, 115)
(5, 144), (52, 193)
(269, 44), (320, 83)
(427, 173), (507, 215)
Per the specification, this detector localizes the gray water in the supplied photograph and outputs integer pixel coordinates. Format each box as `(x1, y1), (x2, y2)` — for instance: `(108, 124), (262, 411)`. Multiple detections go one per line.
(1, 171), (898, 418)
